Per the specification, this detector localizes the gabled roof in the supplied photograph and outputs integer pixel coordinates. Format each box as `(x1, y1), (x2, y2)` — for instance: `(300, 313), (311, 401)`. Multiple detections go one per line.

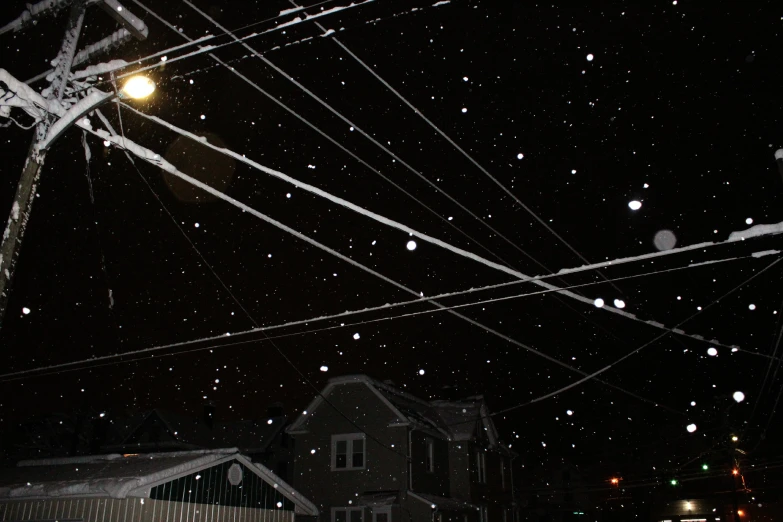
(0, 449), (318, 516)
(287, 375), (503, 447)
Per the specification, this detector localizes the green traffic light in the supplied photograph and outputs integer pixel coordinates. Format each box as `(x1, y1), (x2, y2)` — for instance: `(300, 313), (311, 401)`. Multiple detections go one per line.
(702, 464), (709, 470)
(670, 479), (678, 486)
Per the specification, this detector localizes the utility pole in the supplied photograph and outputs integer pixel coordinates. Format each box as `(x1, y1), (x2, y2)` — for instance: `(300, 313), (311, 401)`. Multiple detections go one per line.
(0, 0), (148, 329)
(776, 149), (783, 186)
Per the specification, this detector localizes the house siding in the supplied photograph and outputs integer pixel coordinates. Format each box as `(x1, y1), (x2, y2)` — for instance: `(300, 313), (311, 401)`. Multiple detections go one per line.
(0, 497), (294, 522)
(409, 431), (449, 497)
(290, 382), (410, 521)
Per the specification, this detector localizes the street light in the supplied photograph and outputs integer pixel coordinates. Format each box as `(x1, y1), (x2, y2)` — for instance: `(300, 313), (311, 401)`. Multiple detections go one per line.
(122, 75), (155, 99)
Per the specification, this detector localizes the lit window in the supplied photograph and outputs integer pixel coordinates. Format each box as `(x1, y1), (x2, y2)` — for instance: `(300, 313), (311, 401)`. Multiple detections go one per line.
(332, 434), (366, 471)
(425, 437), (435, 473)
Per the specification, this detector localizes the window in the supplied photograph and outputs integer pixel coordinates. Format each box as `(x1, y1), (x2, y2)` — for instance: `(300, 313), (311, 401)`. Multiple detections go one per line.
(333, 507), (364, 522)
(425, 437), (435, 473)
(373, 506), (391, 522)
(332, 434), (366, 470)
(475, 451), (486, 483)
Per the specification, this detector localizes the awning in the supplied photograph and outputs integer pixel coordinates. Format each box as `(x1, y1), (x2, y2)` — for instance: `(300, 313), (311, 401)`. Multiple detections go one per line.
(358, 491), (399, 508)
(408, 491), (477, 512)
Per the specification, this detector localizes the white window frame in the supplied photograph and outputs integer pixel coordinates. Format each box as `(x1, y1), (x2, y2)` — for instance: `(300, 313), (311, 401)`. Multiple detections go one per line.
(372, 506), (391, 522)
(425, 437), (435, 473)
(331, 433), (366, 471)
(475, 451), (486, 483)
(332, 507), (364, 522)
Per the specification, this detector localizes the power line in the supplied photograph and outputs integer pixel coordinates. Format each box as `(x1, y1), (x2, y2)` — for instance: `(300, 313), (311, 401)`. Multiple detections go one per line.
(0, 252), (755, 383)
(119, 100), (782, 349)
(52, 122), (689, 414)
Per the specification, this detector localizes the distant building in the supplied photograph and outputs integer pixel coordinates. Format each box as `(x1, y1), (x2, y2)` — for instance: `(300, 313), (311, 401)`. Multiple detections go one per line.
(286, 374), (518, 522)
(0, 448), (318, 521)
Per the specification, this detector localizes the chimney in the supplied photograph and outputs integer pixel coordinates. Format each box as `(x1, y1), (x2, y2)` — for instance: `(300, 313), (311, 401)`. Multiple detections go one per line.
(203, 401), (216, 429)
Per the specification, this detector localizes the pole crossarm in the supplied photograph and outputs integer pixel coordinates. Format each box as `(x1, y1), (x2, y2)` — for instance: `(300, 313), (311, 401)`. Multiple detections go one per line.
(0, 0), (75, 36)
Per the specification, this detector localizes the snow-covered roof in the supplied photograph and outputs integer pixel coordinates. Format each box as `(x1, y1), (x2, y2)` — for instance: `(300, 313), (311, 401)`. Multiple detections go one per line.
(0, 449), (318, 516)
(287, 374), (503, 447)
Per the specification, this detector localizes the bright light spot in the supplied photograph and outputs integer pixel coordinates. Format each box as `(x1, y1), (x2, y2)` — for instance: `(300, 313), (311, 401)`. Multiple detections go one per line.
(320, 365), (328, 372)
(586, 53), (594, 61)
(593, 298), (605, 308)
(286, 193), (291, 198)
(195, 474), (201, 480)
(707, 347), (718, 356)
(276, 502), (283, 508)
(353, 333), (360, 340)
(613, 299), (626, 309)
(194, 223), (200, 228)
(189, 79), (194, 84)
(200, 114), (205, 120)
(628, 200), (642, 210)
(566, 410), (573, 416)
(160, 56), (167, 62)
(643, 183), (649, 188)
(732, 436), (739, 442)
(746, 218), (753, 225)
(349, 126), (354, 131)
(731, 347), (739, 352)
(122, 76), (155, 99)
(571, 169), (577, 174)
(461, 108), (468, 113)
(686, 423), (697, 433)
(267, 419), (273, 424)
(419, 369), (425, 375)
(99, 412), (105, 417)
(541, 442), (546, 447)
(733, 391), (745, 403)
(517, 153), (524, 159)
(690, 401), (696, 406)
(103, 140), (111, 147)
(310, 449), (316, 454)
(654, 229), (677, 251)
(406, 240), (417, 251)
(22, 307), (30, 315)
(749, 304), (756, 310)
(463, 76), (469, 82)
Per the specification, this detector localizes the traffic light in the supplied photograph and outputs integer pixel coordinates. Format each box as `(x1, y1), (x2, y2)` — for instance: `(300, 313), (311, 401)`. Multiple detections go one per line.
(702, 464), (709, 470)
(670, 479), (678, 486)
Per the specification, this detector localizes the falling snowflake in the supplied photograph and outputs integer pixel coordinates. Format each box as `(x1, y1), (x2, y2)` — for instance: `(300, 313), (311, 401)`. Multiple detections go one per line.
(406, 240), (417, 251)
(707, 347), (718, 356)
(586, 53), (594, 61)
(690, 401), (696, 406)
(628, 200), (642, 210)
(686, 424), (697, 433)
(517, 153), (524, 160)
(267, 419), (273, 424)
(463, 76), (469, 82)
(613, 299), (626, 309)
(746, 218), (753, 225)
(320, 365), (328, 372)
(461, 108), (467, 113)
(593, 298), (605, 308)
(566, 410), (573, 416)
(22, 307), (30, 315)
(353, 333), (360, 340)
(194, 223), (200, 228)
(571, 169), (577, 174)
(733, 391), (745, 403)
(200, 115), (205, 120)
(419, 369), (425, 375)
(749, 304), (756, 310)
(286, 193), (291, 198)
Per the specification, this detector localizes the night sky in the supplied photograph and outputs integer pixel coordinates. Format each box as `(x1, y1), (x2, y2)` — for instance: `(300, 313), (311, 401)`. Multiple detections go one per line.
(1, 0), (782, 505)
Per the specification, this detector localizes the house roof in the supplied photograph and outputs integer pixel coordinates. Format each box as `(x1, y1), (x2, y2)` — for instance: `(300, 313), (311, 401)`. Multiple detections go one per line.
(0, 449), (318, 516)
(287, 375), (504, 447)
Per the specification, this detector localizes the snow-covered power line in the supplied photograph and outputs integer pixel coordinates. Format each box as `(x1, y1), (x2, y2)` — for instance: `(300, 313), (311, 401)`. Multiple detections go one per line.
(0, 249), (760, 383)
(127, 0), (517, 270)
(292, 0), (616, 289)
(181, 0), (552, 274)
(120, 101), (783, 345)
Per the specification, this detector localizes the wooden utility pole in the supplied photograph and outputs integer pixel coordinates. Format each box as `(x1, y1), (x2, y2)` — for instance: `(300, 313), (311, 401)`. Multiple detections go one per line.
(0, 0), (148, 329)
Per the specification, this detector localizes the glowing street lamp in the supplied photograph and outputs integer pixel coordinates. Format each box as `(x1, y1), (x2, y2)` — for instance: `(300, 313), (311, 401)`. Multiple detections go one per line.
(732, 469), (739, 475)
(610, 477), (619, 485)
(702, 464), (709, 470)
(122, 76), (155, 99)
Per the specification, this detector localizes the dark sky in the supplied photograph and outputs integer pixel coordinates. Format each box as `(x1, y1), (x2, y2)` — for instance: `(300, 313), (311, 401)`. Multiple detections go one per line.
(1, 0), (782, 501)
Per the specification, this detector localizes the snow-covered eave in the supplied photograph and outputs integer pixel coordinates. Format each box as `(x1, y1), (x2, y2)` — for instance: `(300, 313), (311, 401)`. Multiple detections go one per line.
(249, 460), (319, 516)
(728, 221), (783, 242)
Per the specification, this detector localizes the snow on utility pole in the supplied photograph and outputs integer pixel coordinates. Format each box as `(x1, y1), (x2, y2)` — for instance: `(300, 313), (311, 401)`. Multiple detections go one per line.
(0, 0), (148, 329)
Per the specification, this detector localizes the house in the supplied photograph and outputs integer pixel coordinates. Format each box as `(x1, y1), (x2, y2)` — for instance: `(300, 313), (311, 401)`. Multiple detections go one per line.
(286, 375), (518, 522)
(519, 458), (590, 522)
(0, 448), (318, 521)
